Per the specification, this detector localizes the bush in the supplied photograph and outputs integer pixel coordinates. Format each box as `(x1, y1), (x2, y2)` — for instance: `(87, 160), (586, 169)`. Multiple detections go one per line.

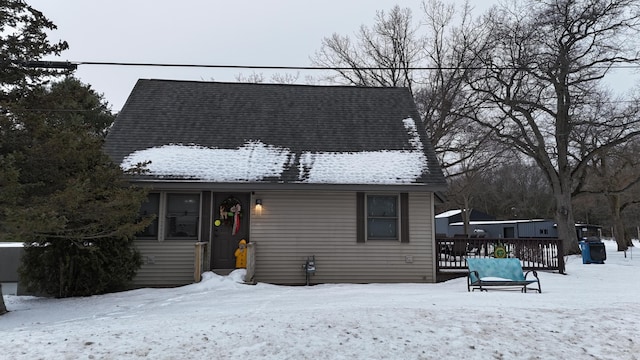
(19, 237), (141, 298)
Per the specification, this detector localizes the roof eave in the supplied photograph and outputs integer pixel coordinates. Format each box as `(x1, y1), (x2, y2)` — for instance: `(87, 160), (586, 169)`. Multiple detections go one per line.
(125, 178), (448, 193)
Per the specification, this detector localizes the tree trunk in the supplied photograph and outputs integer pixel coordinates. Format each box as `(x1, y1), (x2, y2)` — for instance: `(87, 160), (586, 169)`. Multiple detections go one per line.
(462, 208), (470, 236)
(607, 194), (628, 251)
(555, 192), (580, 255)
(0, 284), (7, 315)
(462, 196), (471, 236)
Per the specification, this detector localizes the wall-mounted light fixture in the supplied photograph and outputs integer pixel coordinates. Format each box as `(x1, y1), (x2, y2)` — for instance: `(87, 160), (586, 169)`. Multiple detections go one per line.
(255, 198), (263, 215)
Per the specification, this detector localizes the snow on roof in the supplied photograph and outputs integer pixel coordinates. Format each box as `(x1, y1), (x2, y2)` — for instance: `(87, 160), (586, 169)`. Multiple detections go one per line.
(298, 149), (425, 184)
(120, 118), (428, 184)
(435, 209), (462, 218)
(448, 219), (550, 226)
(0, 242), (23, 248)
(121, 141), (292, 182)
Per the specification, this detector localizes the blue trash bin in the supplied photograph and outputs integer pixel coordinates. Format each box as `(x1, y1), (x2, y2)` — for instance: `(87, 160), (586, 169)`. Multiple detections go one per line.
(579, 240), (591, 264)
(579, 239), (606, 264)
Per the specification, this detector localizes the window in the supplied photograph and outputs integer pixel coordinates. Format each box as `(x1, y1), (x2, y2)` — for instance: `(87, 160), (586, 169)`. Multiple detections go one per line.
(137, 193), (160, 239)
(367, 195), (398, 240)
(357, 193), (409, 243)
(166, 193), (200, 239)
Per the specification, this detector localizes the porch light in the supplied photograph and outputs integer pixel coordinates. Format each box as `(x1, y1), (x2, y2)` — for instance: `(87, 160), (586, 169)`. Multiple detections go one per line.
(255, 198), (263, 215)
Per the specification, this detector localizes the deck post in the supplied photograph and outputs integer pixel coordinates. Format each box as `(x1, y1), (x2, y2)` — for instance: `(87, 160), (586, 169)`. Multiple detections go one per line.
(194, 242), (208, 282)
(245, 242), (256, 284)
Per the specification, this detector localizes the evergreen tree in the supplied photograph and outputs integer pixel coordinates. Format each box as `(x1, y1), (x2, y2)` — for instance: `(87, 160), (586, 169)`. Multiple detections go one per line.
(1, 0), (69, 313)
(4, 78), (152, 298)
(1, 0), (70, 103)
(1, 1), (151, 301)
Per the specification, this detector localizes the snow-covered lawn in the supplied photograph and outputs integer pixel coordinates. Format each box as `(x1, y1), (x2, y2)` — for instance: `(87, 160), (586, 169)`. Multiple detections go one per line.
(1, 240), (638, 360)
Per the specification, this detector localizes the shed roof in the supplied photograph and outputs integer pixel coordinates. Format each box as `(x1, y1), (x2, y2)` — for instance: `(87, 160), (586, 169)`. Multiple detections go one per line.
(104, 79), (446, 189)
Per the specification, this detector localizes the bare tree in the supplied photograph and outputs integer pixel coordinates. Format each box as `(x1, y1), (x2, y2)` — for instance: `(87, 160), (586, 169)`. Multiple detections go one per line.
(312, 1), (497, 178)
(234, 72), (265, 83)
(234, 72), (301, 84)
(440, 136), (512, 233)
(581, 139), (640, 250)
(413, 0), (496, 176)
(312, 1), (511, 240)
(312, 5), (422, 93)
(468, 157), (556, 220)
(466, 0), (640, 253)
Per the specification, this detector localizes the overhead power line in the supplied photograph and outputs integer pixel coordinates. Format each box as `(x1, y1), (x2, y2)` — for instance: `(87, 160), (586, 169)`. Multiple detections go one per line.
(16, 60), (640, 71)
(76, 61), (640, 71)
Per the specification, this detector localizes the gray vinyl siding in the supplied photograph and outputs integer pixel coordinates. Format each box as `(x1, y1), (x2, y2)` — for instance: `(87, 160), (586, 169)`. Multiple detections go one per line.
(132, 240), (196, 287)
(250, 191), (435, 284)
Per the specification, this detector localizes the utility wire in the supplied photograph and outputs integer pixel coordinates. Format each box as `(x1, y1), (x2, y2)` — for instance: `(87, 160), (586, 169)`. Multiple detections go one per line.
(16, 59), (640, 71)
(74, 61), (640, 71)
(11, 60), (638, 112)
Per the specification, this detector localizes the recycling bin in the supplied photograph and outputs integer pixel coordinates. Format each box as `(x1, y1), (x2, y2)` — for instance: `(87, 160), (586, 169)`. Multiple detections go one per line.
(579, 239), (606, 264)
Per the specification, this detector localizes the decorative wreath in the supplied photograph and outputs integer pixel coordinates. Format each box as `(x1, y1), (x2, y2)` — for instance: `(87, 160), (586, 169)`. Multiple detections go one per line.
(219, 197), (242, 235)
(219, 197), (242, 222)
(493, 245), (507, 258)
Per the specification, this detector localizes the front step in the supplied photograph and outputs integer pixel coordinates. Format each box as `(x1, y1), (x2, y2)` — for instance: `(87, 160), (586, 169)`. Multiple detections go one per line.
(211, 268), (235, 276)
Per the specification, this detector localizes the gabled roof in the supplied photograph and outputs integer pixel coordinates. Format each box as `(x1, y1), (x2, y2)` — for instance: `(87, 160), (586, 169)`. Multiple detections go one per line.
(104, 79), (447, 190)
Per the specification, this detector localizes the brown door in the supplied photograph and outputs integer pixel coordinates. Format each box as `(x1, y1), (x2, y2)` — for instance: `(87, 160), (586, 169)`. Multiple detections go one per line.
(211, 192), (250, 269)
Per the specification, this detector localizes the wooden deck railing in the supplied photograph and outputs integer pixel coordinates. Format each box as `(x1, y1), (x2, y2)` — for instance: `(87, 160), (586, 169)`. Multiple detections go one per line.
(436, 237), (565, 274)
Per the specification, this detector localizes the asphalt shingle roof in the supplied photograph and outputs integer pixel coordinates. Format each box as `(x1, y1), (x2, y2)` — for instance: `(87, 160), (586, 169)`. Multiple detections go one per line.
(104, 79), (446, 188)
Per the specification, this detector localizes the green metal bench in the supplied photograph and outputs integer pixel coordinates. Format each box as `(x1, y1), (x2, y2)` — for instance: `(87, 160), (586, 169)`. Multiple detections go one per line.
(466, 258), (541, 293)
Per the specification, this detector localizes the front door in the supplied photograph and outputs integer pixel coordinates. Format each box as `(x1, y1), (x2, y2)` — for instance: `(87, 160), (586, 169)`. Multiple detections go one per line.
(211, 192), (250, 269)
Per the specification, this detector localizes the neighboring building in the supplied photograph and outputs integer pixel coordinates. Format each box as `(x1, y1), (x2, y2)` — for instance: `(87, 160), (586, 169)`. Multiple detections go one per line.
(104, 80), (447, 287)
(435, 209), (496, 237)
(436, 210), (602, 240)
(446, 219), (557, 238)
(0, 242), (23, 295)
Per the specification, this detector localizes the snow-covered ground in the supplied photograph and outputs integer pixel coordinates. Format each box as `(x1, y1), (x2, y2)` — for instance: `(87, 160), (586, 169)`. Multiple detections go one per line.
(1, 240), (638, 360)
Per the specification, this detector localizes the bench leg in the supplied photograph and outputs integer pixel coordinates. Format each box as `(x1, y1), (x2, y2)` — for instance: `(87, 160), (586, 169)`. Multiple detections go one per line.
(523, 284), (542, 293)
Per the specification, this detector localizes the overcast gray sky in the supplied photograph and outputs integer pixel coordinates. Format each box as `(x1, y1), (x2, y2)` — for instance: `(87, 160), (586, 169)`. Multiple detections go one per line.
(30, 0), (454, 111)
(27, 0), (636, 112)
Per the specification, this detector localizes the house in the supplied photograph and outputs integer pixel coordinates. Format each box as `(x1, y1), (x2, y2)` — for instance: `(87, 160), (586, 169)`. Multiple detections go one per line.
(104, 79), (447, 287)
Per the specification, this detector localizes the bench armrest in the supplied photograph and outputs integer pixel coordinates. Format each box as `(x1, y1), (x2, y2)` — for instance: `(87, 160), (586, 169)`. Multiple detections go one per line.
(467, 270), (480, 292)
(524, 270), (539, 281)
(524, 270), (542, 293)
